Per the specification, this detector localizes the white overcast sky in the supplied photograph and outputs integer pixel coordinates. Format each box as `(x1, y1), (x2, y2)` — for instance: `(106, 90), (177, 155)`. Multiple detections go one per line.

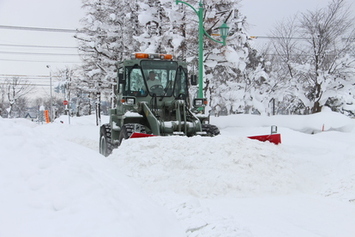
(0, 0), (354, 76)
(240, 0), (354, 50)
(241, 0), (335, 35)
(0, 0), (84, 76)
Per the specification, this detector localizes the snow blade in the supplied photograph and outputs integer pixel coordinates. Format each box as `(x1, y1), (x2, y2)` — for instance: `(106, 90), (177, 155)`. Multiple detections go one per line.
(248, 134), (281, 145)
(130, 132), (157, 139)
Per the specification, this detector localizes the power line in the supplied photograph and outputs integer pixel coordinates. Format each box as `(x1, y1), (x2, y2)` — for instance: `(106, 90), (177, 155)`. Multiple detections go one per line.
(0, 51), (83, 56)
(0, 74), (79, 80)
(249, 36), (310, 40)
(0, 77), (50, 81)
(0, 58), (81, 63)
(0, 43), (78, 49)
(0, 74), (55, 78)
(0, 24), (76, 33)
(249, 36), (355, 41)
(0, 82), (51, 87)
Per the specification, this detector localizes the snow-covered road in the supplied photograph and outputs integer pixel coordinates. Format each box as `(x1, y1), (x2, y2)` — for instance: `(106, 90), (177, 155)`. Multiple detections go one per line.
(1, 110), (354, 237)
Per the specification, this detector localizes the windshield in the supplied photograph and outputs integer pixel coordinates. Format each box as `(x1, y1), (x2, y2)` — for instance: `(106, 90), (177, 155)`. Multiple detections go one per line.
(123, 60), (188, 98)
(141, 60), (176, 96)
(142, 60), (187, 97)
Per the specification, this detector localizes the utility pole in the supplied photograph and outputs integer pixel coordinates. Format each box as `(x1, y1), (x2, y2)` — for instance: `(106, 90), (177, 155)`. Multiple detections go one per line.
(65, 69), (71, 124)
(46, 65), (53, 122)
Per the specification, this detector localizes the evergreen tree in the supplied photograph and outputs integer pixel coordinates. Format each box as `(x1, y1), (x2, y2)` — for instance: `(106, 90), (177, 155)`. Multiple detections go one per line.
(76, 0), (266, 115)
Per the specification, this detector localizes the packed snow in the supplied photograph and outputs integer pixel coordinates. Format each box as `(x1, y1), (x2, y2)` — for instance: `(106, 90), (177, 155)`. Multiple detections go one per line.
(1, 109), (355, 237)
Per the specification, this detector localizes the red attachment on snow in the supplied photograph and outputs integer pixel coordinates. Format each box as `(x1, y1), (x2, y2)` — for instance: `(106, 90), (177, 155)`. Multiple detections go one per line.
(248, 133), (281, 145)
(130, 132), (157, 139)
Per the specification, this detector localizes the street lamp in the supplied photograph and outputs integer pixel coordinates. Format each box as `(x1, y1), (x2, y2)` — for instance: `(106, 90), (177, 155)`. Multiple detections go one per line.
(219, 22), (229, 45)
(176, 0), (229, 99)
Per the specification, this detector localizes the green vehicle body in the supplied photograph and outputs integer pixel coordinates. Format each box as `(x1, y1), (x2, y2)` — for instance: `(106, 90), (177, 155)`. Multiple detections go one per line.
(99, 53), (220, 157)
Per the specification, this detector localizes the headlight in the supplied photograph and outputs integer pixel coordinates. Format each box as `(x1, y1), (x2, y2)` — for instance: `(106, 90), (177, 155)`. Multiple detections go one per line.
(193, 98), (207, 107)
(194, 99), (203, 106)
(126, 98), (135, 105)
(122, 97), (136, 105)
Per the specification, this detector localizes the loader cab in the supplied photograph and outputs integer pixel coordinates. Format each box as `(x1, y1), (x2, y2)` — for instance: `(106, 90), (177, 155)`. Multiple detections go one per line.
(118, 53), (189, 100)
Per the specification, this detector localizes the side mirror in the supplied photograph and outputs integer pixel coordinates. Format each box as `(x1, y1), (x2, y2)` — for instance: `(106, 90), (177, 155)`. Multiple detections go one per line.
(190, 75), (197, 86)
(118, 73), (124, 84)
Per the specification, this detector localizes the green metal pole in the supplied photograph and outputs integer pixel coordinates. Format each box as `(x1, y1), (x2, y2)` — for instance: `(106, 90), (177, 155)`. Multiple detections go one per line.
(176, 0), (228, 100)
(198, 0), (204, 99)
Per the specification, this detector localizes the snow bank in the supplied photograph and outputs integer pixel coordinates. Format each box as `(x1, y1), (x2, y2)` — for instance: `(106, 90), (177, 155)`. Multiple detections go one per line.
(1, 111), (355, 237)
(212, 109), (355, 134)
(0, 117), (184, 237)
(113, 135), (298, 198)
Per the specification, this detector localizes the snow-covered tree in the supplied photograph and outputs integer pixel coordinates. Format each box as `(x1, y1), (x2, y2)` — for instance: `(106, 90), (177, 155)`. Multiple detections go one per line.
(299, 0), (355, 113)
(198, 0), (270, 115)
(76, 0), (125, 105)
(76, 0), (266, 115)
(1, 77), (33, 118)
(269, 0), (355, 115)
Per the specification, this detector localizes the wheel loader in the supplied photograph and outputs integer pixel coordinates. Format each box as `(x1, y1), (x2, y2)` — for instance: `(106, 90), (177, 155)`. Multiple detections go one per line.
(99, 52), (220, 157)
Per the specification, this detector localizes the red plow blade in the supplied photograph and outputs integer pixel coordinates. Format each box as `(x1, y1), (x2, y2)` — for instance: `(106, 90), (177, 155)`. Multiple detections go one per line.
(248, 133), (281, 145)
(130, 133), (157, 139)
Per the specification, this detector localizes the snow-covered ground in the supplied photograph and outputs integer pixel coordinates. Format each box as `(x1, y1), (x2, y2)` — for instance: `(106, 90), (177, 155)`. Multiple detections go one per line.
(1, 109), (355, 237)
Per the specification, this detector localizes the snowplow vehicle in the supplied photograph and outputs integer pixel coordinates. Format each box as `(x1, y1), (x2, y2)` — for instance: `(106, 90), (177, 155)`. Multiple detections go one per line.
(99, 53), (220, 157)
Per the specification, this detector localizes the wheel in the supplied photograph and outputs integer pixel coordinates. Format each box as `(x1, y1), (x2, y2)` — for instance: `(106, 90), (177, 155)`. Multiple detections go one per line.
(99, 124), (114, 157)
(118, 123), (146, 145)
(202, 124), (220, 136)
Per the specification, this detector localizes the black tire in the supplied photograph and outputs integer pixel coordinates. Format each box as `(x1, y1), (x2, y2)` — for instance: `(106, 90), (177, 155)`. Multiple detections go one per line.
(202, 124), (220, 136)
(99, 124), (114, 157)
(118, 123), (146, 145)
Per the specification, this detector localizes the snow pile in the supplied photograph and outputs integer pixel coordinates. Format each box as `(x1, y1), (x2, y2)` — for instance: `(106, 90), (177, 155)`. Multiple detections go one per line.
(1, 110), (355, 237)
(114, 136), (298, 198)
(0, 117), (184, 237)
(213, 107), (354, 134)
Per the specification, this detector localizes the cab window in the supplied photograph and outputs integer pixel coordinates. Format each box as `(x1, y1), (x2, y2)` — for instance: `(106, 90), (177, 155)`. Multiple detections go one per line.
(124, 67), (148, 96)
(174, 67), (188, 98)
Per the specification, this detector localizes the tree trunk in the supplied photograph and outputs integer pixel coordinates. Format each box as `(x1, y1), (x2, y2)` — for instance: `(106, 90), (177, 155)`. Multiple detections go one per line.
(312, 101), (322, 113)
